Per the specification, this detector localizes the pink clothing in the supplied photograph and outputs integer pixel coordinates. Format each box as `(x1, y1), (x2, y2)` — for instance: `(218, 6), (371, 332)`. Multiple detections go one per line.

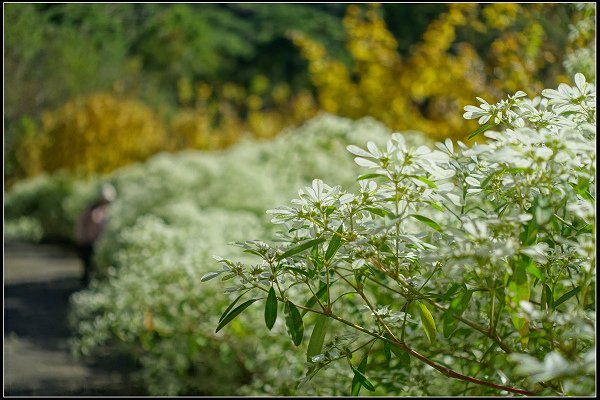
(75, 203), (109, 246)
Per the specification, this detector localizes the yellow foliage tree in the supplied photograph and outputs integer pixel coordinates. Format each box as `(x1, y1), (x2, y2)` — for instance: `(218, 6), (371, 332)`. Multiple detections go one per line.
(169, 78), (318, 151)
(36, 93), (168, 176)
(290, 3), (579, 140)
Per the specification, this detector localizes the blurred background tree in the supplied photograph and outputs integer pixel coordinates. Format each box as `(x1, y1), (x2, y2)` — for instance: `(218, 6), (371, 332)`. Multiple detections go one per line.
(291, 3), (584, 140)
(4, 3), (592, 185)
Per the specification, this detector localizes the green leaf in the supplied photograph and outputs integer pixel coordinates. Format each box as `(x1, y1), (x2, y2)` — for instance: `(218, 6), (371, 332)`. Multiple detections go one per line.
(278, 238), (326, 261)
(481, 170), (501, 188)
(468, 122), (497, 140)
(283, 265), (311, 279)
(544, 283), (554, 310)
(415, 176), (437, 188)
(534, 196), (553, 226)
(357, 173), (387, 181)
(427, 200), (444, 212)
(216, 298), (260, 333)
(521, 219), (538, 246)
(443, 289), (472, 338)
(526, 263), (542, 280)
(389, 345), (411, 365)
(220, 273), (237, 281)
(265, 287), (278, 330)
(351, 354), (368, 396)
(242, 248), (264, 258)
(365, 207), (389, 217)
(351, 364), (375, 393)
(200, 271), (222, 282)
(307, 314), (329, 361)
(301, 283), (329, 316)
(417, 301), (437, 344)
(325, 225), (344, 262)
(284, 301), (304, 346)
(554, 286), (581, 308)
(219, 291), (249, 323)
(383, 341), (391, 361)
(507, 258), (531, 342)
(409, 214), (443, 233)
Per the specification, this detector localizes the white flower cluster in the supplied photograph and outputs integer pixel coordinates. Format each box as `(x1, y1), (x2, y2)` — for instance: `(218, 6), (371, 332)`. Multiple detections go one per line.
(463, 73), (596, 131)
(214, 73), (595, 396)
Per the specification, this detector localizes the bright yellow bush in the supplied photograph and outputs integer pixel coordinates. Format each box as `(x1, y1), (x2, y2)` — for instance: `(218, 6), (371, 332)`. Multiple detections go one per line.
(291, 3), (578, 140)
(36, 93), (168, 176)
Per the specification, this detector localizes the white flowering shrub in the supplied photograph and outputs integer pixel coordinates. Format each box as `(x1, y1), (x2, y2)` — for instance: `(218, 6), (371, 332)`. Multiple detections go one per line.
(4, 172), (100, 242)
(206, 74), (596, 396)
(67, 114), (430, 395)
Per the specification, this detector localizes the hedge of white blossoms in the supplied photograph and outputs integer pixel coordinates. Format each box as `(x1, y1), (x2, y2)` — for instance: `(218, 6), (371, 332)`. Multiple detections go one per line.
(206, 73), (595, 396)
(68, 114), (425, 396)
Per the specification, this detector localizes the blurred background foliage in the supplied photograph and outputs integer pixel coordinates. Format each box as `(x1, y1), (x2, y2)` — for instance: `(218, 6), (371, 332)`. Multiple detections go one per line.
(5, 3), (593, 186)
(3, 3), (596, 396)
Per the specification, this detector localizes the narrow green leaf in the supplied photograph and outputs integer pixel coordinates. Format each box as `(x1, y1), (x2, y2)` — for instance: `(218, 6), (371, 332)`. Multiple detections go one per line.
(427, 200), (444, 212)
(365, 207), (388, 217)
(526, 263), (542, 280)
(278, 238), (326, 261)
(324, 205), (336, 216)
(543, 284), (553, 310)
(440, 283), (462, 301)
(283, 266), (311, 278)
(219, 291), (249, 323)
(351, 365), (375, 392)
(357, 173), (386, 181)
(351, 374), (361, 396)
(265, 287), (278, 330)
(389, 345), (411, 365)
(534, 197), (553, 226)
(383, 341), (391, 361)
(200, 271), (223, 282)
(307, 314), (329, 361)
(284, 301), (304, 346)
(507, 259), (531, 337)
(351, 354), (368, 396)
(443, 289), (472, 338)
(554, 286), (581, 308)
(325, 225), (344, 262)
(468, 122), (497, 140)
(409, 214), (443, 233)
(216, 298), (260, 333)
(220, 273), (237, 281)
(481, 170), (500, 188)
(415, 176), (437, 188)
(242, 249), (264, 258)
(417, 301), (437, 344)
(301, 283), (329, 316)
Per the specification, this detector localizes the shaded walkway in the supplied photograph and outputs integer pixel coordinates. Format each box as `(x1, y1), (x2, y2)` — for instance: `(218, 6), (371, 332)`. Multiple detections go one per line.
(4, 241), (142, 396)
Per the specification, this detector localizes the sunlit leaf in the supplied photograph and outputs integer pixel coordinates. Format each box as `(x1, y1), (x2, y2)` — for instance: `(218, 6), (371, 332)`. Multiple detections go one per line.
(278, 238), (326, 260)
(417, 301), (437, 344)
(468, 122), (497, 140)
(325, 225), (344, 262)
(409, 214), (443, 232)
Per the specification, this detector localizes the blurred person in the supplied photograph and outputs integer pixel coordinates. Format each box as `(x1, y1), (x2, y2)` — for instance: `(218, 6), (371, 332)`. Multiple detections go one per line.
(74, 183), (116, 285)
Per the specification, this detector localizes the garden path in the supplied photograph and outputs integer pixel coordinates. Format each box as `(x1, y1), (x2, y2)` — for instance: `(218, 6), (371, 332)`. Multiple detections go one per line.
(4, 241), (141, 396)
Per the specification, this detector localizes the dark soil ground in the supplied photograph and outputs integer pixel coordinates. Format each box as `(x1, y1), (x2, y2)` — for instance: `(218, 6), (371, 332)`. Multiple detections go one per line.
(4, 241), (144, 396)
